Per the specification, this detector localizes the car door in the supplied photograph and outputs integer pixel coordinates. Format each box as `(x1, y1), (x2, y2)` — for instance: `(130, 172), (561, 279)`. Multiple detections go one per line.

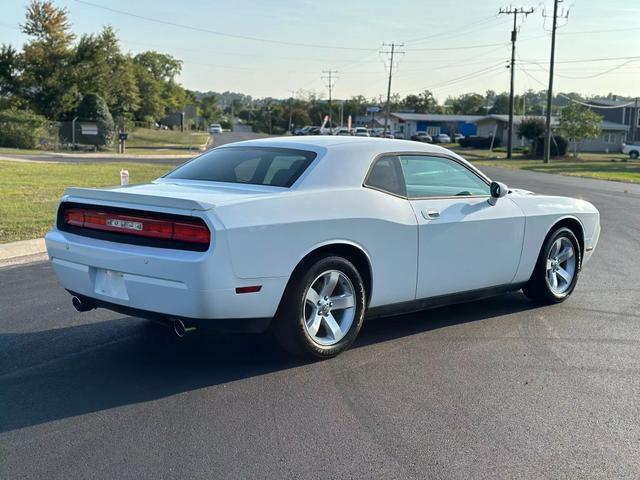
(395, 154), (525, 299)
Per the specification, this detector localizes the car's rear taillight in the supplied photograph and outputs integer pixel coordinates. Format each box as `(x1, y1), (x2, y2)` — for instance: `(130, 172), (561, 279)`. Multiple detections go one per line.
(62, 207), (211, 248)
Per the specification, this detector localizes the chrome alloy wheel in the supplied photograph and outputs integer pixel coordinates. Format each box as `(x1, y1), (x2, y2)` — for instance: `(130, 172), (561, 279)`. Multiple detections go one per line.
(303, 270), (356, 346)
(545, 237), (576, 295)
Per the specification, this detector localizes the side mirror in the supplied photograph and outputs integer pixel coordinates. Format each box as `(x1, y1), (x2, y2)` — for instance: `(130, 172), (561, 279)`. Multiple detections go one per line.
(488, 181), (508, 205)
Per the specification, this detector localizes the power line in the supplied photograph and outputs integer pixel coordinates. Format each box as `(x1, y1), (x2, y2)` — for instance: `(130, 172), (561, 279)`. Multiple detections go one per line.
(498, 6), (534, 159)
(543, 0), (570, 163)
(403, 15), (504, 45)
(321, 70), (338, 130)
(72, 0), (377, 52)
(380, 42), (405, 134)
(405, 41), (507, 52)
(519, 67), (637, 109)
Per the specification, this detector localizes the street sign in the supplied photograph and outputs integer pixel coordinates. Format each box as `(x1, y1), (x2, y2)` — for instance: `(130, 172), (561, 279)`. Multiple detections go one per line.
(366, 106), (381, 113)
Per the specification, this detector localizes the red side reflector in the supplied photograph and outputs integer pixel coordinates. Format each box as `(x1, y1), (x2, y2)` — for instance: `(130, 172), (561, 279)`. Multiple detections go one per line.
(63, 208), (210, 245)
(235, 286), (262, 294)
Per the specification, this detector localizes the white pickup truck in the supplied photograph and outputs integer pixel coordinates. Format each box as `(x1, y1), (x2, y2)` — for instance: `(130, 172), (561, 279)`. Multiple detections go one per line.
(622, 143), (640, 159)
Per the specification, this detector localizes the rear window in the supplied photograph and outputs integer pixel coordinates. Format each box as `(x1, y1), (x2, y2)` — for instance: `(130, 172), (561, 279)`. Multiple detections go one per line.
(164, 147), (316, 187)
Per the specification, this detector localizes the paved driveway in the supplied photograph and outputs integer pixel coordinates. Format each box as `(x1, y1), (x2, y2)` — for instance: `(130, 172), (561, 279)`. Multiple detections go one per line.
(1, 167), (639, 479)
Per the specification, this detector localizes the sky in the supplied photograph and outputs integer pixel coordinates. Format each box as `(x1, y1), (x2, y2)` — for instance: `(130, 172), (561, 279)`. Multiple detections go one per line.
(1, 0), (639, 102)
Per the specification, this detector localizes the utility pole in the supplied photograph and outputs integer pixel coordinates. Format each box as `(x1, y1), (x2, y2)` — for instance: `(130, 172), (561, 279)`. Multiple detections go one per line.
(322, 70), (338, 131)
(632, 97), (639, 142)
(499, 7), (534, 159)
(288, 90), (295, 134)
(380, 42), (405, 135)
(543, 0), (569, 163)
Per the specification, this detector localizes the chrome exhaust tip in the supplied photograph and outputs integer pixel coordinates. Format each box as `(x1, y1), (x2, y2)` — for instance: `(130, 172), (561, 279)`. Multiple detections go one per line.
(72, 296), (94, 312)
(172, 319), (196, 338)
(173, 319), (186, 338)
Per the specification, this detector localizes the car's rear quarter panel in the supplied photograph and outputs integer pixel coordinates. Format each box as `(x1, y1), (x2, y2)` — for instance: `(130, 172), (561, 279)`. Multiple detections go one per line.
(214, 187), (419, 308)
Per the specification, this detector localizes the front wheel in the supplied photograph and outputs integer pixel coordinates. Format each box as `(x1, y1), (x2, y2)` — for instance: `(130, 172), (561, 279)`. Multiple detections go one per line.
(630, 151), (639, 160)
(272, 256), (366, 359)
(523, 227), (581, 304)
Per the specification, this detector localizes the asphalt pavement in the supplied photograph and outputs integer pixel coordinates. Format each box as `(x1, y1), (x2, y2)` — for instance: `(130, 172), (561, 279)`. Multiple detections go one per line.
(1, 167), (639, 479)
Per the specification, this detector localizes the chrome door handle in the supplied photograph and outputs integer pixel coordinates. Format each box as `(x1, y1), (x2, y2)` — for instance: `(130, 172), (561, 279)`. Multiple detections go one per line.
(422, 209), (440, 220)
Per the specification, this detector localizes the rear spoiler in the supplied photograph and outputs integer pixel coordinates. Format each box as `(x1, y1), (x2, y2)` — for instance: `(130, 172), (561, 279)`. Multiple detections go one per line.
(62, 187), (215, 212)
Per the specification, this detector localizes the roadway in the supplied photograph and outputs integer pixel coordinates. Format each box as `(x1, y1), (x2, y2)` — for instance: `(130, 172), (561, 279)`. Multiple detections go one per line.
(1, 167), (639, 479)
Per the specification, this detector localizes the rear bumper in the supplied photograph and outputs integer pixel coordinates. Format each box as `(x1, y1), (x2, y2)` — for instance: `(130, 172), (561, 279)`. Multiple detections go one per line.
(45, 228), (288, 322)
(69, 291), (272, 333)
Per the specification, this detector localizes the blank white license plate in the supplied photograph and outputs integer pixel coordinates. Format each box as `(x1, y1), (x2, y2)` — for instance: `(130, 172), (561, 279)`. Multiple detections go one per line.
(94, 268), (128, 300)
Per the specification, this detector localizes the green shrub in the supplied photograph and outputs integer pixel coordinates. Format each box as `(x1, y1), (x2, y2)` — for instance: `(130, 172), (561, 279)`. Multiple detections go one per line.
(76, 93), (115, 148)
(459, 136), (501, 149)
(0, 109), (50, 149)
(535, 135), (568, 156)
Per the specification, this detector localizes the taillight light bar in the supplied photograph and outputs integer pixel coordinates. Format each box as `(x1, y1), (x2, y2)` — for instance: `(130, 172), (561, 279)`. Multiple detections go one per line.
(63, 208), (211, 245)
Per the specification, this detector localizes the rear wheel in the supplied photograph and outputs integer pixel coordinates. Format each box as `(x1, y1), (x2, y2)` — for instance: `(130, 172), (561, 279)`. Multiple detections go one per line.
(523, 227), (581, 303)
(630, 150), (639, 160)
(272, 256), (366, 359)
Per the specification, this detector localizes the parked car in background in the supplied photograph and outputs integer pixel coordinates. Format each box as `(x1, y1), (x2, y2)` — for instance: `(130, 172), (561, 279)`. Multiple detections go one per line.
(334, 127), (353, 136)
(453, 133), (465, 142)
(294, 126), (312, 136)
(46, 136), (600, 359)
(354, 127), (370, 137)
(209, 123), (222, 134)
(410, 131), (432, 143)
(622, 143), (640, 159)
(432, 133), (451, 143)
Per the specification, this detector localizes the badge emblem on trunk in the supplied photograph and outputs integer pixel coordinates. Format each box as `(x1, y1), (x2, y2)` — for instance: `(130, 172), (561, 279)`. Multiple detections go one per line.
(106, 218), (143, 231)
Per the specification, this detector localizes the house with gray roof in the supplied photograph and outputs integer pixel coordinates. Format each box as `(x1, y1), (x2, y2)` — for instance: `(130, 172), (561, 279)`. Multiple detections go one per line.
(384, 113), (482, 139)
(474, 114), (629, 153)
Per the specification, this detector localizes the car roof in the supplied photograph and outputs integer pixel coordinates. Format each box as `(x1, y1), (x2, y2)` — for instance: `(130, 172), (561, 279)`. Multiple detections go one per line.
(220, 135), (448, 150)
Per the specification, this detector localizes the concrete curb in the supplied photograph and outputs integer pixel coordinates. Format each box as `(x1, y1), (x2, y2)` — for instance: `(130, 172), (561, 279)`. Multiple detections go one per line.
(0, 238), (47, 267)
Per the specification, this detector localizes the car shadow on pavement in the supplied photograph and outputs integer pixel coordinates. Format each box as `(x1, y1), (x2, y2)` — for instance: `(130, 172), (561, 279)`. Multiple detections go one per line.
(0, 292), (537, 433)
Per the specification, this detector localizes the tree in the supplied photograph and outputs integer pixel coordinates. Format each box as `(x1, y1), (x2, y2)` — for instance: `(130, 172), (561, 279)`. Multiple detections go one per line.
(400, 90), (438, 113)
(20, 0), (77, 118)
(489, 93), (509, 114)
(449, 93), (486, 115)
(73, 27), (140, 118)
(558, 103), (603, 157)
(518, 117), (545, 155)
(76, 93), (114, 147)
(0, 45), (23, 109)
(132, 51), (189, 122)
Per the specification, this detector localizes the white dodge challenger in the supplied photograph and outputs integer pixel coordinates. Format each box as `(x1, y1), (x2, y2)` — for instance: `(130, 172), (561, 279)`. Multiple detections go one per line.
(45, 137), (600, 358)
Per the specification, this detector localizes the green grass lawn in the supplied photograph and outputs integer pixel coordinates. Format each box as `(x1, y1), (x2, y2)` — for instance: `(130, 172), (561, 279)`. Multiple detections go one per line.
(125, 128), (209, 149)
(450, 146), (638, 183)
(0, 160), (178, 243)
(471, 158), (640, 183)
(0, 128), (209, 157)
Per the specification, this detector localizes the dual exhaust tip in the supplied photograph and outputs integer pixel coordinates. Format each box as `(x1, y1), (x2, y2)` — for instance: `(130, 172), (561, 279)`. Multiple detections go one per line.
(71, 295), (195, 337)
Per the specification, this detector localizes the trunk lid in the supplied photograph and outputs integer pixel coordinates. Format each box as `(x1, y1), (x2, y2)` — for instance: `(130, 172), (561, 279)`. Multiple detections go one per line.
(63, 181), (283, 212)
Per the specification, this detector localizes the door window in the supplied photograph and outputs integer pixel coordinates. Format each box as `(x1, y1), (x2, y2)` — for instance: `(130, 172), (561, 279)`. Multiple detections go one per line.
(398, 155), (490, 198)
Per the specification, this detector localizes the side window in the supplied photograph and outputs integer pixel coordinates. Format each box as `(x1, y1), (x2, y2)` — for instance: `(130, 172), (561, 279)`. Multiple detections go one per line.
(398, 155), (490, 198)
(365, 156), (406, 197)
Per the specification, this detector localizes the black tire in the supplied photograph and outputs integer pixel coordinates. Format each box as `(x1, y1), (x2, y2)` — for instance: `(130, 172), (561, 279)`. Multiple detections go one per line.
(523, 227), (581, 304)
(272, 255), (366, 359)
(630, 151), (639, 160)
